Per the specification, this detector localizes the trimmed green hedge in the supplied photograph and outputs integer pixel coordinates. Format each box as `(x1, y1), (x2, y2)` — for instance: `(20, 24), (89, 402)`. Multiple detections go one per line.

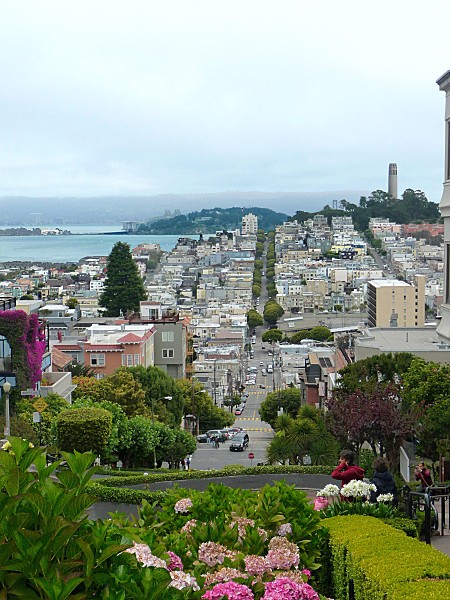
(94, 464), (334, 488)
(87, 482), (164, 504)
(323, 515), (450, 599)
(56, 408), (112, 455)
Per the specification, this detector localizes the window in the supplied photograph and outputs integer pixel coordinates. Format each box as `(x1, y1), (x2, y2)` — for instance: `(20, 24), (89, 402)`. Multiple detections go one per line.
(162, 331), (174, 342)
(122, 355), (126, 366)
(134, 354), (140, 365)
(90, 354), (105, 366)
(162, 349), (174, 358)
(126, 354), (133, 366)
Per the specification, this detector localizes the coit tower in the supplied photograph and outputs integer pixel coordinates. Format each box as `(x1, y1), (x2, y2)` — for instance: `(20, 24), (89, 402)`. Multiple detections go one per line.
(388, 163), (398, 199)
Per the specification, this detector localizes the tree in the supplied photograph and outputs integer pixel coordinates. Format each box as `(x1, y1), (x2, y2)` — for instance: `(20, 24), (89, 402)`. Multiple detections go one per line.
(338, 353), (415, 394)
(262, 329), (283, 343)
(17, 392), (69, 446)
(128, 365), (184, 426)
(263, 301), (284, 325)
(308, 326), (332, 341)
(178, 379), (233, 432)
(247, 310), (263, 329)
(259, 388), (302, 428)
(56, 407), (112, 456)
(99, 242), (147, 316)
(65, 298), (79, 309)
(73, 370), (147, 417)
(326, 384), (417, 468)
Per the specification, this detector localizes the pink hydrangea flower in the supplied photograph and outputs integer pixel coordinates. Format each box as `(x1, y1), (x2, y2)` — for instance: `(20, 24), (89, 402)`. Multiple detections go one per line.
(166, 551), (183, 571)
(244, 555), (269, 576)
(203, 567), (245, 586)
(277, 523), (293, 537)
(123, 542), (167, 569)
(262, 577), (320, 600)
(181, 518), (197, 533)
(266, 537), (299, 570)
(202, 581), (255, 599)
(198, 542), (236, 567)
(230, 516), (255, 538)
(169, 570), (200, 591)
(174, 498), (193, 513)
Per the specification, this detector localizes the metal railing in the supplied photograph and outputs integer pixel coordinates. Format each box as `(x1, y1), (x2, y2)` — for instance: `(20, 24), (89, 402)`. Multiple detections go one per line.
(402, 484), (450, 544)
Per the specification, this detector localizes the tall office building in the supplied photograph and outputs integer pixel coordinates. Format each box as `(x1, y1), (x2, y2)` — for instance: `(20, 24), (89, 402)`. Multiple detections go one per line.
(367, 276), (425, 328)
(242, 213), (258, 235)
(388, 163), (398, 199)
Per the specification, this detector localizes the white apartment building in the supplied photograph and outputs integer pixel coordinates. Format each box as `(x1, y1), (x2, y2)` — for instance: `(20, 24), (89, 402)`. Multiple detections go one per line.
(242, 213), (258, 235)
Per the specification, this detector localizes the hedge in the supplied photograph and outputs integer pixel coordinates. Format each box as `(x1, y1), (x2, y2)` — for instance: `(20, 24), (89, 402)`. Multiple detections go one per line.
(94, 464), (334, 488)
(56, 408), (112, 455)
(323, 515), (450, 600)
(87, 482), (164, 504)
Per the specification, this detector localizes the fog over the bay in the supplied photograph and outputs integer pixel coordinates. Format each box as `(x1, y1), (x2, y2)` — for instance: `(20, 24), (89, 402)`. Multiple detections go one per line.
(0, 1), (448, 211)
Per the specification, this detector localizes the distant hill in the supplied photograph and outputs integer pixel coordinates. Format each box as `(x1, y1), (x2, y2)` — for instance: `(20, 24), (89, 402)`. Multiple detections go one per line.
(138, 207), (288, 234)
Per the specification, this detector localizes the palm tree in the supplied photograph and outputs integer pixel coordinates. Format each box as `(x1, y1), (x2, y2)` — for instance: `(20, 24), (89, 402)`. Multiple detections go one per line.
(265, 433), (293, 465)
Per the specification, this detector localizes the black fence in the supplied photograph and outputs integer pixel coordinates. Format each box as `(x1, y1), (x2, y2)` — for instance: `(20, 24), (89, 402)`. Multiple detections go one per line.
(402, 484), (450, 544)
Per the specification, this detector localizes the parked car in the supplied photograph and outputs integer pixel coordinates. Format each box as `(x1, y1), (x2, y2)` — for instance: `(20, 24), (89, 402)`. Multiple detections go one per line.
(234, 407), (243, 415)
(229, 427), (246, 435)
(259, 361), (264, 366)
(197, 429), (227, 443)
(259, 384), (266, 389)
(230, 433), (249, 451)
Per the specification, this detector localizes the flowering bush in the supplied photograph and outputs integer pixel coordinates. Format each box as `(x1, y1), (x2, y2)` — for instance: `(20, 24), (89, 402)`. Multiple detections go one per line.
(0, 310), (46, 389)
(202, 581), (255, 599)
(262, 577), (320, 600)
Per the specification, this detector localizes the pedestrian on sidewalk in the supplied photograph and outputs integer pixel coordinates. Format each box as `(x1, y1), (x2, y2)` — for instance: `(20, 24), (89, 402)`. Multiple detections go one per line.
(415, 461), (433, 492)
(331, 449), (365, 488)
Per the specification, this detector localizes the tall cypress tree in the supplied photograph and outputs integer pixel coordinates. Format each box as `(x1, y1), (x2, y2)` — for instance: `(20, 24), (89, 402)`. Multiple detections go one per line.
(99, 242), (147, 316)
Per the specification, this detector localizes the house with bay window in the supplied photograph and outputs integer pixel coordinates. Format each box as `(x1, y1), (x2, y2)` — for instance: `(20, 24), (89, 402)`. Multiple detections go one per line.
(82, 323), (156, 378)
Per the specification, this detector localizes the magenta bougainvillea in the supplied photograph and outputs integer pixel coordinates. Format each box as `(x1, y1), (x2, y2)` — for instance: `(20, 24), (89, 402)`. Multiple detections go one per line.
(0, 310), (46, 389)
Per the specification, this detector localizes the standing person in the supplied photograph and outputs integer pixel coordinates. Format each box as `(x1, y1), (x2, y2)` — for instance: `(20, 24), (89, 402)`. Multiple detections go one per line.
(185, 455), (191, 470)
(370, 457), (397, 502)
(415, 461), (433, 492)
(331, 450), (365, 487)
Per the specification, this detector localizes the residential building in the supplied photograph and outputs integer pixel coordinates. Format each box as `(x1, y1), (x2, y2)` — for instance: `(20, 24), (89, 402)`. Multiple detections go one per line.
(367, 277), (425, 328)
(241, 213), (258, 235)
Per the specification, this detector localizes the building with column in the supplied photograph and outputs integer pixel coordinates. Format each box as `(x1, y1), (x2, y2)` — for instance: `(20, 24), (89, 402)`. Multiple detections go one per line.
(436, 71), (450, 344)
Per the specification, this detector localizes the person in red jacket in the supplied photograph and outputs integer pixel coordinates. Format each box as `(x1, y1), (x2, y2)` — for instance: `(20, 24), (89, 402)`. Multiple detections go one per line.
(331, 449), (365, 487)
(415, 461), (433, 492)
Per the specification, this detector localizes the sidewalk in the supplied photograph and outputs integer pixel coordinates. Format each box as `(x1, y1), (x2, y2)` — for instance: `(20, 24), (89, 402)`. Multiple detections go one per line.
(431, 529), (450, 556)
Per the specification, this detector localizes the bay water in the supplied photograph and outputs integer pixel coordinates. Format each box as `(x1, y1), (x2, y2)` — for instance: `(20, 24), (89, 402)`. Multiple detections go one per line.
(0, 226), (183, 263)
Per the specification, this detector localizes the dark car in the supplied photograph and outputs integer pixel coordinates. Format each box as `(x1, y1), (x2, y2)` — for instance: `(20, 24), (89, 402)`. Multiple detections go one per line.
(229, 433), (249, 452)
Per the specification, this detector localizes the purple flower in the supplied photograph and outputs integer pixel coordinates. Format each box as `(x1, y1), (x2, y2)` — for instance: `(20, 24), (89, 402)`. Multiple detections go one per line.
(202, 581), (254, 599)
(166, 551), (183, 571)
(262, 577), (320, 600)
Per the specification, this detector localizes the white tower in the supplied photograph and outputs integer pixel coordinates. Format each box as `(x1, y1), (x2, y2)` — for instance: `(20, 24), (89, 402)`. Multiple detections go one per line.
(388, 163), (398, 199)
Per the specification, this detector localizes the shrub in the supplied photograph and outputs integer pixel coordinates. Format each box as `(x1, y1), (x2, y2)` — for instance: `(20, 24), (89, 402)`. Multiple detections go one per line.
(322, 515), (450, 599)
(56, 407), (112, 455)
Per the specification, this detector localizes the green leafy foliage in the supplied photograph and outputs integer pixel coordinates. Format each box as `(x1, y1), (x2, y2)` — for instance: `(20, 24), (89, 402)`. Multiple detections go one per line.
(247, 309), (263, 329)
(56, 407), (112, 455)
(261, 328), (283, 343)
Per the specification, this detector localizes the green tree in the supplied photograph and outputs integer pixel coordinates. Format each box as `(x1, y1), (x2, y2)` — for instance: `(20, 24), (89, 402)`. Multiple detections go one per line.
(247, 309), (264, 329)
(338, 352), (415, 394)
(65, 298), (79, 309)
(262, 329), (283, 343)
(252, 284), (261, 297)
(259, 388), (302, 428)
(290, 330), (310, 344)
(99, 242), (147, 316)
(263, 301), (284, 325)
(56, 407), (112, 456)
(17, 392), (69, 446)
(308, 326), (332, 341)
(128, 365), (184, 426)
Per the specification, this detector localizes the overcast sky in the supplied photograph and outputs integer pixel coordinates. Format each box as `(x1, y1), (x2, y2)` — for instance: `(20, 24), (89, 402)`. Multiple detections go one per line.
(0, 1), (449, 205)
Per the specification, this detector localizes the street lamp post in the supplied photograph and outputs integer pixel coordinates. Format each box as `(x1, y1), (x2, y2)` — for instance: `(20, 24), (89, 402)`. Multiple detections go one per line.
(191, 378), (206, 436)
(151, 395), (172, 467)
(2, 381), (11, 437)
